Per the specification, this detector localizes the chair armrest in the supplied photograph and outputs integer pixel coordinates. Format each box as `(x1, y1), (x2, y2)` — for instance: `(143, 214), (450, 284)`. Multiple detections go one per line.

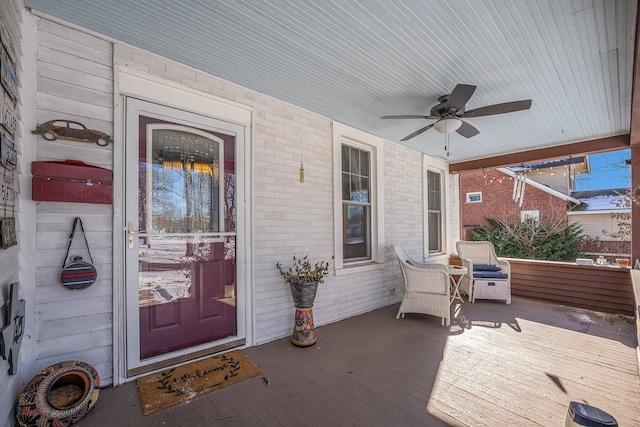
(496, 258), (510, 274)
(459, 257), (473, 272)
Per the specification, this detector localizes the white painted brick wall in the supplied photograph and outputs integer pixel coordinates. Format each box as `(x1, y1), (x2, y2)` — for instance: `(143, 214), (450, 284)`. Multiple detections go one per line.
(2, 11), (453, 422)
(385, 142), (425, 252)
(448, 173), (461, 254)
(113, 42), (441, 344)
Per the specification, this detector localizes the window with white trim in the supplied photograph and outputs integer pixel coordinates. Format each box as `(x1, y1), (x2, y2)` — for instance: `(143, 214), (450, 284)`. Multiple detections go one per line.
(342, 144), (371, 262)
(427, 170), (443, 254)
(521, 210), (539, 223)
(333, 122), (384, 271)
(466, 191), (482, 203)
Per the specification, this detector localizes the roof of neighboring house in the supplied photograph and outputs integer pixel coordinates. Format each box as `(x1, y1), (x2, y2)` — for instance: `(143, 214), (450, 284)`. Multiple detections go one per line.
(509, 156), (590, 174)
(496, 168), (582, 205)
(569, 188), (630, 212)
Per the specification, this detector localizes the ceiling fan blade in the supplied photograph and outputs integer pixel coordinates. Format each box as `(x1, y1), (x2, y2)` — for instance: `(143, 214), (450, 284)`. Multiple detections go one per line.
(456, 120), (479, 138)
(381, 115), (433, 119)
(445, 84), (476, 110)
(462, 99), (532, 118)
(400, 124), (434, 141)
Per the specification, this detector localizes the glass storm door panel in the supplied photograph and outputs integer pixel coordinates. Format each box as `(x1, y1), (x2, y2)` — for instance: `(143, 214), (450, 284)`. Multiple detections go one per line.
(125, 98), (243, 375)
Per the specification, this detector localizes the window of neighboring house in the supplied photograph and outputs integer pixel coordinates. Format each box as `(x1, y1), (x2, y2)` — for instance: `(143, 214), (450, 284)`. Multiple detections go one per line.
(466, 191), (482, 203)
(521, 210), (539, 223)
(427, 169), (443, 254)
(333, 122), (384, 271)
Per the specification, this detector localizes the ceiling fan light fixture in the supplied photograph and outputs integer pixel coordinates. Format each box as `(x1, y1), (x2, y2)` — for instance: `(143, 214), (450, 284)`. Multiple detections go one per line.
(434, 118), (462, 134)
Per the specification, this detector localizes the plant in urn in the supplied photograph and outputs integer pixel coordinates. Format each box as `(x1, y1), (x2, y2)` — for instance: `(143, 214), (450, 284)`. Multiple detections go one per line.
(276, 255), (331, 346)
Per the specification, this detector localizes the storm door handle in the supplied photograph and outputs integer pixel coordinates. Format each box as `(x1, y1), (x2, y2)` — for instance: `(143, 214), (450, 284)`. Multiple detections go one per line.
(127, 222), (136, 249)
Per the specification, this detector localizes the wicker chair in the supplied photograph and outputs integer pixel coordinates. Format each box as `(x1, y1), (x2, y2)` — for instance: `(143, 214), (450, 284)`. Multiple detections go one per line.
(455, 241), (511, 304)
(392, 244), (450, 326)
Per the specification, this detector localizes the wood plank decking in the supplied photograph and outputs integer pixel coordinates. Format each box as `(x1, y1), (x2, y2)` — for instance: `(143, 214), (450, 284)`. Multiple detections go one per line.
(76, 297), (639, 426)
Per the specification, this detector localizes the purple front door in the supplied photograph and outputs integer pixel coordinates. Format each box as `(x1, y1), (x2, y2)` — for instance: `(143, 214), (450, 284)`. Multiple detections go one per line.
(135, 115), (237, 360)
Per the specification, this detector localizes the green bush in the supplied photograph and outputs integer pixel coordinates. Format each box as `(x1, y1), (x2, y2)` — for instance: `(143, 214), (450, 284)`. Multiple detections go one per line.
(471, 218), (584, 262)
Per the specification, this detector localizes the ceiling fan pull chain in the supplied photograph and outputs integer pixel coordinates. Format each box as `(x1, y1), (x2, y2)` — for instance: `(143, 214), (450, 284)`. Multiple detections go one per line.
(445, 133), (450, 157)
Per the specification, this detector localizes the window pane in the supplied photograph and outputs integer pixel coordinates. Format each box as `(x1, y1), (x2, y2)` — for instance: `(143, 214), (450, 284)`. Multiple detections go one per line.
(428, 191), (439, 210)
(350, 148), (360, 174)
(428, 212), (441, 253)
(429, 189), (440, 210)
(342, 172), (351, 200)
(428, 171), (440, 191)
(428, 171), (441, 210)
(467, 192), (482, 203)
(343, 204), (370, 261)
(360, 151), (370, 176)
(149, 128), (221, 234)
(350, 175), (361, 200)
(360, 177), (369, 203)
(342, 145), (349, 173)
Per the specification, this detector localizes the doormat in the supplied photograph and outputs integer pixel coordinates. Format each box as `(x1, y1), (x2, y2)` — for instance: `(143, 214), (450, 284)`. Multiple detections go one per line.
(136, 350), (262, 415)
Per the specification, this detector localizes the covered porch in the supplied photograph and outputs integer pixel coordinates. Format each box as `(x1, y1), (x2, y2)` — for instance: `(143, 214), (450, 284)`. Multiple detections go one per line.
(75, 297), (639, 426)
(2, 1), (640, 425)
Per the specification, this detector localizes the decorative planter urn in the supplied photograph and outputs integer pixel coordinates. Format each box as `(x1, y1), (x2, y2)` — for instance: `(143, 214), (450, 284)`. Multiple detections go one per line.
(289, 281), (319, 346)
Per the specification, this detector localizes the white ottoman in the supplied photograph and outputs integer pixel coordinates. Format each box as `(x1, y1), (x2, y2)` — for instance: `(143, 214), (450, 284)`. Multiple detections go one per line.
(472, 279), (511, 304)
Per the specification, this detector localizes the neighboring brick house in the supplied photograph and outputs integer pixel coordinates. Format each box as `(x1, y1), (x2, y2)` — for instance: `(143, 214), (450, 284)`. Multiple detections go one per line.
(459, 157), (588, 240)
(460, 156), (632, 258)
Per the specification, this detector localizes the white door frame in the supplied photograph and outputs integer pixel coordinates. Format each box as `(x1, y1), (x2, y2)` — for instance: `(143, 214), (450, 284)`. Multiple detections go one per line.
(113, 67), (253, 383)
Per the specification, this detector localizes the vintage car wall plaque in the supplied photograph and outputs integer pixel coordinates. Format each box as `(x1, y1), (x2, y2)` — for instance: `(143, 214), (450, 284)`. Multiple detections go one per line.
(32, 120), (112, 146)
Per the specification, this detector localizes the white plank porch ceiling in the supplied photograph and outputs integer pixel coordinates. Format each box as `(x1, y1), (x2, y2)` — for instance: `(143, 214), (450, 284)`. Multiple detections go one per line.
(24, 0), (637, 163)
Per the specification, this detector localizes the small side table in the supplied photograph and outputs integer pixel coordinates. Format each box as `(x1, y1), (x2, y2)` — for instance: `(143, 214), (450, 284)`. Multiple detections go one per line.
(446, 265), (467, 305)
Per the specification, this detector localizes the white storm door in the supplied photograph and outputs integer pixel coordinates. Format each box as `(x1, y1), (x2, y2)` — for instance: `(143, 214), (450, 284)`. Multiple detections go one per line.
(124, 97), (246, 376)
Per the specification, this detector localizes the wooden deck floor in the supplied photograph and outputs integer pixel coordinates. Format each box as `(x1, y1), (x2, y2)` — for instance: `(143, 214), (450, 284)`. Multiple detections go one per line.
(76, 297), (639, 426)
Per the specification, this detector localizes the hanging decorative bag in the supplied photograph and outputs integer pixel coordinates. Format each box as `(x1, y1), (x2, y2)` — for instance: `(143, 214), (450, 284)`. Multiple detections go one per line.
(59, 217), (97, 290)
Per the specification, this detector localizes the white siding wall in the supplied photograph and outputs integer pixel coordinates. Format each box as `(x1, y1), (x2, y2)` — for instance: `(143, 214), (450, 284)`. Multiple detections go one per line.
(526, 168), (569, 193)
(568, 212), (631, 241)
(1, 2), (35, 424)
(33, 20), (114, 385)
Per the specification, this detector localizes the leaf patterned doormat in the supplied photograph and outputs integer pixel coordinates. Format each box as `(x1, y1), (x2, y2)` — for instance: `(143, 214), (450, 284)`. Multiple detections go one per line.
(136, 350), (262, 415)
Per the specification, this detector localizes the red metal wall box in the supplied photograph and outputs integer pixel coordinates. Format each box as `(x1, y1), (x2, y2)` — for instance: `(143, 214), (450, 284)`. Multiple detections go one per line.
(32, 160), (113, 204)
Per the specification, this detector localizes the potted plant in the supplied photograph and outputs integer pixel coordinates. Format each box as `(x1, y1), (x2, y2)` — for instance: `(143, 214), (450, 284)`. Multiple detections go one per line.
(276, 255), (330, 308)
(276, 255), (331, 347)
